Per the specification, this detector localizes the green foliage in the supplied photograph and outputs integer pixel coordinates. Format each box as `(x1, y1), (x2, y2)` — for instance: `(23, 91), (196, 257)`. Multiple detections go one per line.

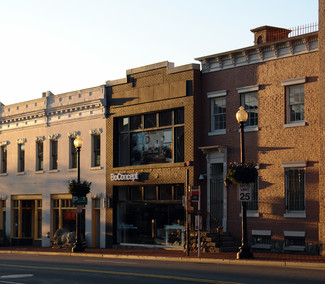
(68, 180), (91, 196)
(225, 162), (258, 186)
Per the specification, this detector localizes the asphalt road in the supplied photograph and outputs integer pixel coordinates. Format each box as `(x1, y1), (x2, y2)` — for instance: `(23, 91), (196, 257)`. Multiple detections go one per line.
(0, 253), (325, 284)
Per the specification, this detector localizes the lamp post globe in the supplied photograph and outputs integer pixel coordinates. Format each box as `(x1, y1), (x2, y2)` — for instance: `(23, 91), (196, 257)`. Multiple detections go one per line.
(236, 106), (248, 124)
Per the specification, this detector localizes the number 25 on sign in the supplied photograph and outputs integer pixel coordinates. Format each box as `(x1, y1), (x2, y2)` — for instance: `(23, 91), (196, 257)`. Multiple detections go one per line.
(238, 183), (252, 202)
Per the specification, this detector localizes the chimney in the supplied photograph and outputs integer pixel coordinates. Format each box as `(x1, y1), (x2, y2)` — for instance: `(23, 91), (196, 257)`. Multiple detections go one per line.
(251, 26), (291, 45)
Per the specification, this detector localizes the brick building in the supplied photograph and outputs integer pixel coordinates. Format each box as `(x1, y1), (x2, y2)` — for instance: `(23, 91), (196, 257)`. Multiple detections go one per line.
(105, 61), (200, 247)
(195, 12), (323, 253)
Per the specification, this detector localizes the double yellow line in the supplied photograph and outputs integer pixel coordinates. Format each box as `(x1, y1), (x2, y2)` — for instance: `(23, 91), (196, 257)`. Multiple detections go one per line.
(0, 263), (243, 284)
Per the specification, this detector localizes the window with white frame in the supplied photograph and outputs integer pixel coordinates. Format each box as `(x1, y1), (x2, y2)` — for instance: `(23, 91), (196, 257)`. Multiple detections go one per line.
(207, 90), (227, 134)
(282, 162), (306, 215)
(50, 139), (58, 170)
(18, 143), (25, 172)
(92, 134), (100, 167)
(282, 77), (306, 125)
(0, 145), (7, 174)
(36, 140), (44, 171)
(237, 85), (259, 128)
(252, 230), (271, 249)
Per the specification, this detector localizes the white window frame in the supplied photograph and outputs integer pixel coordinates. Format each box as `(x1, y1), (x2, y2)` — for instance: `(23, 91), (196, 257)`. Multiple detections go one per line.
(282, 77), (306, 127)
(91, 134), (101, 168)
(17, 142), (25, 174)
(237, 85), (259, 131)
(282, 161), (306, 218)
(207, 90), (227, 136)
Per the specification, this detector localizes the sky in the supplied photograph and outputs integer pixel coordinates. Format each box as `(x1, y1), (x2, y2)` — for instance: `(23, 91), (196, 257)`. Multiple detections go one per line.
(0, 0), (319, 106)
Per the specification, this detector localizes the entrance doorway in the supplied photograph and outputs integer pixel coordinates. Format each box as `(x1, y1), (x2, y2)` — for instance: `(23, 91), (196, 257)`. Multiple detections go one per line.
(210, 163), (224, 230)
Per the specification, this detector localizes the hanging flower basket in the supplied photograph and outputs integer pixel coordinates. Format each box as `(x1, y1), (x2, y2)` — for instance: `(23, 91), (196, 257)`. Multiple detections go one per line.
(68, 180), (91, 197)
(225, 162), (258, 186)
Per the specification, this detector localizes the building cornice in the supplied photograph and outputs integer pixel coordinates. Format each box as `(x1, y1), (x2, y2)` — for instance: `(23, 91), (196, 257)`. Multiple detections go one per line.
(195, 32), (318, 73)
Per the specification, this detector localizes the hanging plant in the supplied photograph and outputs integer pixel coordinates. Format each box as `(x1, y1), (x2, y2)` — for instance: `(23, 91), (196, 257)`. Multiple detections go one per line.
(225, 162), (258, 186)
(68, 180), (91, 196)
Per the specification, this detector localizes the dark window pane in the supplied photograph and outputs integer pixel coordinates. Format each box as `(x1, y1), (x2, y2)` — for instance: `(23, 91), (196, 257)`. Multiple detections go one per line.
(130, 115), (142, 130)
(159, 110), (172, 126)
(119, 133), (129, 167)
(144, 185), (156, 200)
(174, 184), (184, 200)
(119, 117), (129, 132)
(175, 127), (184, 163)
(174, 108), (184, 124)
(130, 186), (142, 200)
(144, 113), (156, 128)
(159, 185), (172, 200)
(118, 187), (129, 201)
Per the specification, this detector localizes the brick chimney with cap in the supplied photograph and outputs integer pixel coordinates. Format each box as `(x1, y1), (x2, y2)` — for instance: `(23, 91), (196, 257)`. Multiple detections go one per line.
(251, 25), (291, 45)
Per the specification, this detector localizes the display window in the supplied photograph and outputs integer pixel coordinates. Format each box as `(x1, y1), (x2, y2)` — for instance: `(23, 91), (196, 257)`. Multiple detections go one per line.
(114, 108), (184, 167)
(115, 184), (184, 247)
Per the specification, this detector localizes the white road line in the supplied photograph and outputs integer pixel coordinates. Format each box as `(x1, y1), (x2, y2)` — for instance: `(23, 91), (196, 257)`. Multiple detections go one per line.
(0, 274), (33, 279)
(84, 259), (139, 265)
(0, 281), (24, 284)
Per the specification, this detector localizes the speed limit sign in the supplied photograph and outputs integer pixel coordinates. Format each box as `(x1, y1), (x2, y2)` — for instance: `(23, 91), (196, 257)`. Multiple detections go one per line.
(238, 184), (252, 202)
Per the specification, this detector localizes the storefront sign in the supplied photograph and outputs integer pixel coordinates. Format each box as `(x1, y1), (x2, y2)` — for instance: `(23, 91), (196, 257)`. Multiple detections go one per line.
(72, 195), (87, 205)
(111, 172), (139, 182)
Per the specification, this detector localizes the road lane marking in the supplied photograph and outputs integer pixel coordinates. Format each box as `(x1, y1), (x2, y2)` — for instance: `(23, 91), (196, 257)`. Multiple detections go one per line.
(0, 263), (243, 284)
(1, 275), (33, 279)
(0, 281), (24, 284)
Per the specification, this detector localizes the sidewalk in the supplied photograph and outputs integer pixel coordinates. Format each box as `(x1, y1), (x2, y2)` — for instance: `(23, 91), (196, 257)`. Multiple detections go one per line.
(1, 246), (325, 268)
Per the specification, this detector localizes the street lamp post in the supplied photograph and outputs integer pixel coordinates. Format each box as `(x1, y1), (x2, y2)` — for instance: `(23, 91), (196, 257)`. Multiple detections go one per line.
(236, 106), (253, 259)
(72, 136), (84, 253)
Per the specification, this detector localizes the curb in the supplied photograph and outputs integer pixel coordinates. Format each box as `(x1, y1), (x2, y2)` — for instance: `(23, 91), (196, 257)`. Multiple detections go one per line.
(1, 250), (325, 269)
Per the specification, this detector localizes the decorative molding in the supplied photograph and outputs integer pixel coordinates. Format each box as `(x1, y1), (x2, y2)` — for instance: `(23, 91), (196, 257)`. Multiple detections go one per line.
(256, 48), (263, 61)
(302, 37), (310, 51)
(229, 54), (236, 66)
(48, 134), (60, 140)
(68, 131), (80, 138)
(281, 77), (306, 86)
(35, 136), (45, 142)
(287, 41), (294, 54)
(281, 161), (306, 168)
(242, 51), (249, 62)
(17, 138), (26, 144)
(0, 141), (9, 146)
(89, 128), (103, 135)
(236, 85), (259, 94)
(271, 44), (279, 58)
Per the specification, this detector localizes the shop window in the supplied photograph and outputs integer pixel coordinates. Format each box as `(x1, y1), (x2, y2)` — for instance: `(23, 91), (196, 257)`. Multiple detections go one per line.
(159, 110), (172, 126)
(144, 185), (157, 200)
(11, 198), (42, 241)
(115, 108), (184, 167)
(92, 135), (101, 167)
(144, 113), (157, 129)
(69, 137), (77, 169)
(18, 143), (25, 172)
(36, 140), (44, 171)
(51, 197), (85, 237)
(50, 140), (58, 170)
(118, 187), (129, 201)
(159, 185), (172, 200)
(174, 184), (184, 200)
(130, 115), (142, 130)
(0, 145), (7, 174)
(130, 186), (143, 201)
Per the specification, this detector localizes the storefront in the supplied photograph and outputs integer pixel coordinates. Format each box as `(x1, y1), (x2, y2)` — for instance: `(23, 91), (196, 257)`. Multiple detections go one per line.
(114, 184), (184, 247)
